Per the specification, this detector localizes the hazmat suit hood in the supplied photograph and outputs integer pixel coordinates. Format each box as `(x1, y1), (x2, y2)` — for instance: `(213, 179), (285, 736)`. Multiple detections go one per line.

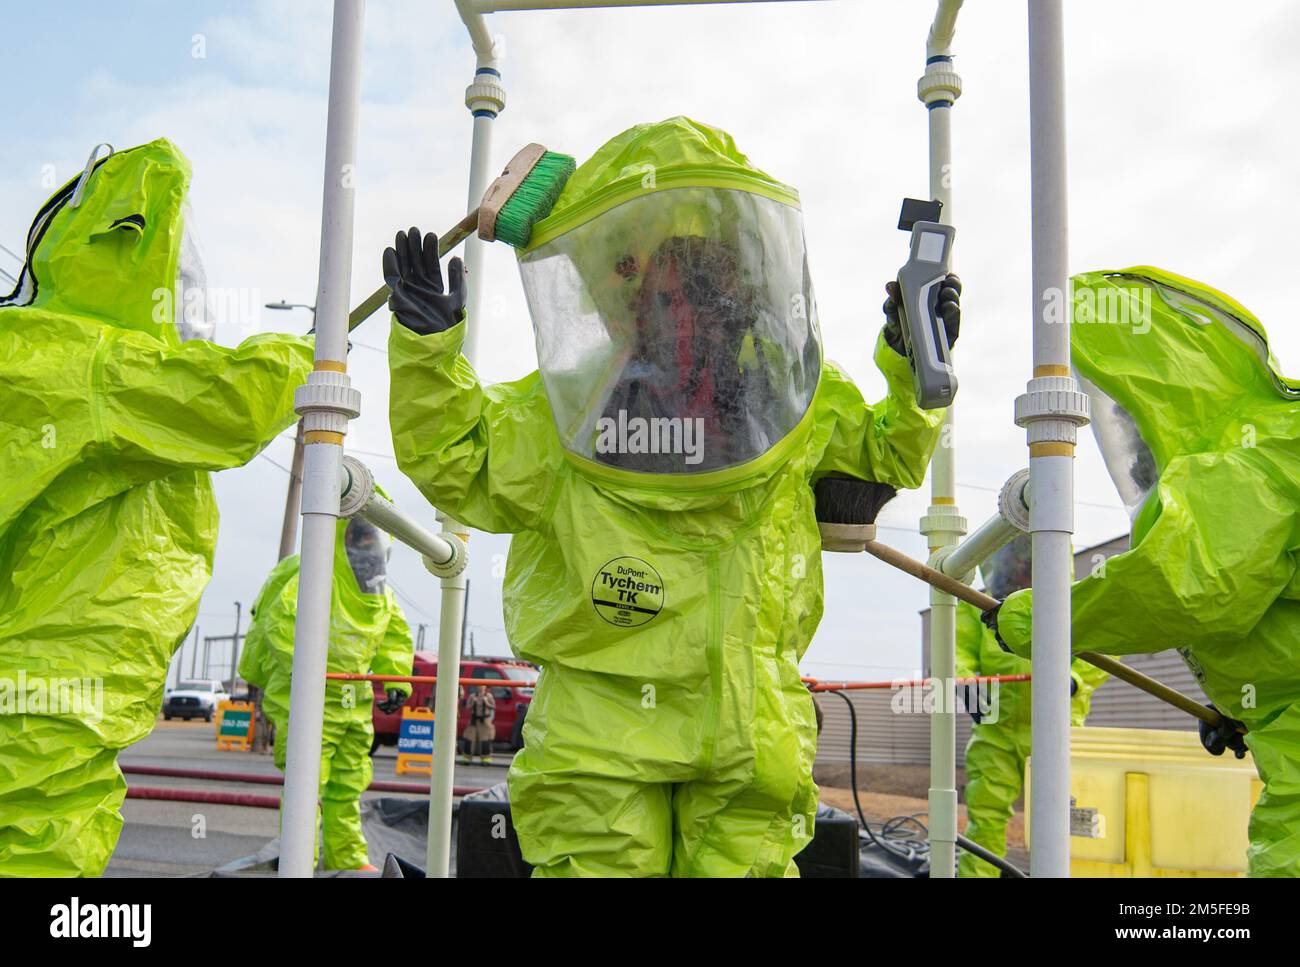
(0, 138), (210, 344)
(344, 516), (392, 594)
(1072, 266), (1300, 524)
(0, 137), (315, 876)
(517, 117), (822, 493)
(335, 482), (396, 600)
(979, 534), (1033, 601)
(248, 493), (407, 726)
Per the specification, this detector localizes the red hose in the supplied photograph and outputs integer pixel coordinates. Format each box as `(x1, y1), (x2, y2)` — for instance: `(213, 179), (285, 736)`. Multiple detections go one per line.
(326, 673), (535, 689)
(121, 764), (485, 797)
(127, 786), (281, 809)
(125, 764), (282, 786)
(809, 673), (1031, 692)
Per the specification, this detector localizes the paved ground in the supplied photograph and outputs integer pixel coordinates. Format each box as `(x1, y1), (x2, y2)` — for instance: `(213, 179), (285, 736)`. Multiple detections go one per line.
(110, 721), (1022, 877)
(107, 718), (511, 877)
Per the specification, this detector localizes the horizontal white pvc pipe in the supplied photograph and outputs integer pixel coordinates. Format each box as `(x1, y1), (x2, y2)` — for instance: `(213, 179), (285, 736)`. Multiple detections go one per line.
(358, 493), (456, 567)
(939, 514), (1020, 582)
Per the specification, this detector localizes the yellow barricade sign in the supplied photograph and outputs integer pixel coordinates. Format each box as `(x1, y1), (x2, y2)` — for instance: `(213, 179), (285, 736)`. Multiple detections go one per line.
(215, 700), (255, 752)
(396, 706), (435, 776)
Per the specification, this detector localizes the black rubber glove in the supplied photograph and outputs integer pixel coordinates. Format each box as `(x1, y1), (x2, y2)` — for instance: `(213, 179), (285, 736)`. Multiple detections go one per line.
(1199, 704), (1249, 760)
(882, 273), (961, 356)
(980, 601), (1012, 654)
(958, 683), (983, 725)
(383, 227), (466, 335)
(377, 688), (408, 715)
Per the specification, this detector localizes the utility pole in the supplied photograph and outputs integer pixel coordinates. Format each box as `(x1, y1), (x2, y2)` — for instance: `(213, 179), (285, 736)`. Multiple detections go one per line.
(460, 578), (471, 651)
(257, 301), (314, 754)
(278, 421), (307, 559)
(266, 300), (315, 561)
(229, 601), (243, 696)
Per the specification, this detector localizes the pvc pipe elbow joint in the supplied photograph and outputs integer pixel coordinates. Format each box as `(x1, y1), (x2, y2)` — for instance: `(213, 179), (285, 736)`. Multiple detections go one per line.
(423, 534), (468, 579)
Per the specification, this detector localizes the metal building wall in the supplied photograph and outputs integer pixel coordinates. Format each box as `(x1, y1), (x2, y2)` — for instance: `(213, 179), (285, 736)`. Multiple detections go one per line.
(816, 688), (976, 766)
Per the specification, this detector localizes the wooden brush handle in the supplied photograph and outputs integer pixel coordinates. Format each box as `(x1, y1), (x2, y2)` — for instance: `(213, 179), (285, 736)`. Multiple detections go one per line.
(346, 209), (480, 332)
(859, 539), (1228, 730)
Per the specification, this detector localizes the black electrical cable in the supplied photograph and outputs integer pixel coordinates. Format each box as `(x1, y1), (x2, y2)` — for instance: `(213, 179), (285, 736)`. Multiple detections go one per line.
(957, 831), (1027, 877)
(819, 685), (1028, 878)
(821, 688), (927, 866)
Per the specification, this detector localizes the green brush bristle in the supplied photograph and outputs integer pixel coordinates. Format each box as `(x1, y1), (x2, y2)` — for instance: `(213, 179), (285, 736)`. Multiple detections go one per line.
(494, 151), (577, 249)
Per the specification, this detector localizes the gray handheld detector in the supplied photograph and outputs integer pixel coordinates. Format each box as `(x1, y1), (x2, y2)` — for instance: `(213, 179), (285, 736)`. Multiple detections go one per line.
(896, 198), (957, 409)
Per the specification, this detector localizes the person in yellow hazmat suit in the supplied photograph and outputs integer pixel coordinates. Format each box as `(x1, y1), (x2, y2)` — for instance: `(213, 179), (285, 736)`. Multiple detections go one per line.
(986, 267), (1300, 877)
(955, 536), (1108, 877)
(384, 118), (960, 876)
(240, 515), (414, 870)
(0, 140), (312, 877)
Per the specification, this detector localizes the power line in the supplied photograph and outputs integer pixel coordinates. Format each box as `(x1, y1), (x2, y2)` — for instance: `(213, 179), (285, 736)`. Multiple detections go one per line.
(349, 445), (398, 461)
(257, 451), (293, 476)
(269, 431), (396, 462)
(386, 576), (438, 623)
(956, 479), (1124, 512)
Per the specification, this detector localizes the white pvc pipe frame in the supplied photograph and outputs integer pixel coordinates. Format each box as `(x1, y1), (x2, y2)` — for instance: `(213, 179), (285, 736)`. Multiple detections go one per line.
(281, 0), (493, 879)
(286, 0), (1078, 878)
(920, 0), (964, 879)
(1024, 0), (1084, 878)
(279, 0), (365, 879)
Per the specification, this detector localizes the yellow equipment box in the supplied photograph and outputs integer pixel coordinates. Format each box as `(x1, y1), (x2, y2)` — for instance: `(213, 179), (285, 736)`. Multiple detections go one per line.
(1026, 726), (1262, 877)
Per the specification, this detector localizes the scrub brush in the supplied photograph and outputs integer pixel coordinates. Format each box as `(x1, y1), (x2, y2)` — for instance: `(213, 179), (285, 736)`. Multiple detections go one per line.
(813, 476), (898, 552)
(349, 143), (576, 329)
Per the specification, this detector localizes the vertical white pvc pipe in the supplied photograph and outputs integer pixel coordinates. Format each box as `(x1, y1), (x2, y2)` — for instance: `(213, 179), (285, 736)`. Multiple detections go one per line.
(926, 99), (958, 879)
(1026, 0), (1075, 878)
(459, 84), (499, 364)
(279, 0), (366, 878)
(425, 35), (503, 879)
(919, 4), (963, 877)
(426, 561), (468, 877)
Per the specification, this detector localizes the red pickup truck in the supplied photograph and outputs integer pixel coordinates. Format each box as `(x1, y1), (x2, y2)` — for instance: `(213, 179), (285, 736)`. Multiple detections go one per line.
(371, 652), (537, 753)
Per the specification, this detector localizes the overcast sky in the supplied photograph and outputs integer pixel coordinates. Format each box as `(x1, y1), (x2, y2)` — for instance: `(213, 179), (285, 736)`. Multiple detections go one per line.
(3, 0), (1297, 683)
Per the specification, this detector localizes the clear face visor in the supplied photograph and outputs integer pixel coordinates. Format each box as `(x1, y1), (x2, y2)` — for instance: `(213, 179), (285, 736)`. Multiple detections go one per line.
(518, 187), (822, 475)
(1079, 374), (1159, 519)
(979, 533), (1033, 600)
(344, 518), (390, 594)
(175, 202), (214, 343)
